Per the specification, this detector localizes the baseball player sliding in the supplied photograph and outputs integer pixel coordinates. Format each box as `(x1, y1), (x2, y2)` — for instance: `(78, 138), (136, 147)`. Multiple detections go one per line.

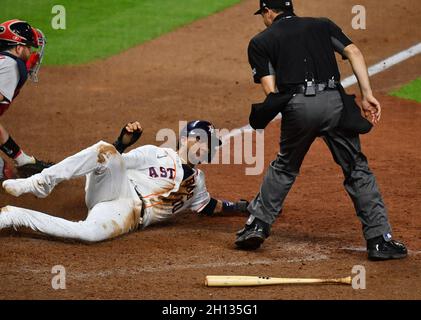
(0, 121), (248, 242)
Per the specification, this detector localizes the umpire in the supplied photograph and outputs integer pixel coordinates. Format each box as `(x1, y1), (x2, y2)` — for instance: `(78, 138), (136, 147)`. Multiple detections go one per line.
(235, 0), (407, 260)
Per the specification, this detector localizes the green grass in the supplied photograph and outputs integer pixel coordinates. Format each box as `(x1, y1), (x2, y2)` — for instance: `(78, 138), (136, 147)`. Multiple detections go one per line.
(0, 0), (241, 65)
(390, 77), (421, 103)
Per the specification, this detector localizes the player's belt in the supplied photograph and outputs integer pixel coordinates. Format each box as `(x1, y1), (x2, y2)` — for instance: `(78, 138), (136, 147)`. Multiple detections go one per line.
(293, 82), (339, 94)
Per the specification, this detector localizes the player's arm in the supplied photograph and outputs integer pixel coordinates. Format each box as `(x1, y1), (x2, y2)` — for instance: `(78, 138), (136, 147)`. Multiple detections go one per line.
(343, 44), (381, 125)
(325, 18), (381, 125)
(248, 38), (276, 96)
(260, 75), (276, 95)
(113, 121), (143, 154)
(0, 122), (10, 144)
(200, 198), (249, 216)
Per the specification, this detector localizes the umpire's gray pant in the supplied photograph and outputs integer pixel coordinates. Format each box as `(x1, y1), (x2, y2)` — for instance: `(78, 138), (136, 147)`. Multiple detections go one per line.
(248, 90), (392, 240)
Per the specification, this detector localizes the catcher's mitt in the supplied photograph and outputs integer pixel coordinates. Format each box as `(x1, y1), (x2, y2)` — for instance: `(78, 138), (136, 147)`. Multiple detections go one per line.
(17, 158), (54, 178)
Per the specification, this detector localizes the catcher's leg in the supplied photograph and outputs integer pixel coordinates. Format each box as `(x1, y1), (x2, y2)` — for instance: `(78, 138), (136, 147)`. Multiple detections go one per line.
(0, 198), (142, 242)
(2, 141), (130, 203)
(1, 157), (16, 181)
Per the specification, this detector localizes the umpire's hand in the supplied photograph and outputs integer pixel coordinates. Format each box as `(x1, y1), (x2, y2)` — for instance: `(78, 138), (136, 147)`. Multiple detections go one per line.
(361, 95), (381, 125)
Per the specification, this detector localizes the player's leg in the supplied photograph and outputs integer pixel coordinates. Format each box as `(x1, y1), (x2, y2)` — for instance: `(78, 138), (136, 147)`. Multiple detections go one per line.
(0, 198), (142, 242)
(321, 90), (394, 238)
(247, 95), (319, 226)
(83, 143), (133, 210)
(236, 94), (319, 249)
(322, 130), (392, 240)
(0, 157), (15, 181)
(322, 130), (407, 259)
(2, 141), (125, 200)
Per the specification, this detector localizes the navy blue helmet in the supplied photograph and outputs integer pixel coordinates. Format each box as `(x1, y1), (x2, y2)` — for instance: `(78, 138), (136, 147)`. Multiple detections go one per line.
(185, 120), (222, 147)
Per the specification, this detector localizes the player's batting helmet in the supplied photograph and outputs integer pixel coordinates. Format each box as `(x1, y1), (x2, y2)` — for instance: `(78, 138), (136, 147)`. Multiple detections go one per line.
(186, 120), (223, 147)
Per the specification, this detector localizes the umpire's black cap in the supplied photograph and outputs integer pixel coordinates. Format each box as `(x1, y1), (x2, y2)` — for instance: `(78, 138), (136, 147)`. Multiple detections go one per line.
(254, 0), (294, 15)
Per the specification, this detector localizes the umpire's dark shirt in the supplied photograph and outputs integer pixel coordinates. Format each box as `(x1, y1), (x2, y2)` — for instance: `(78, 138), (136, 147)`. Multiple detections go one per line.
(248, 12), (353, 91)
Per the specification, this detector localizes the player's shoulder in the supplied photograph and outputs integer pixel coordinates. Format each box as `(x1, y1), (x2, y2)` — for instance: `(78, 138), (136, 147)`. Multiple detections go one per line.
(250, 28), (270, 46)
(0, 54), (18, 69)
(135, 144), (160, 152)
(133, 144), (163, 157)
(315, 17), (339, 27)
(0, 55), (19, 80)
(136, 144), (179, 160)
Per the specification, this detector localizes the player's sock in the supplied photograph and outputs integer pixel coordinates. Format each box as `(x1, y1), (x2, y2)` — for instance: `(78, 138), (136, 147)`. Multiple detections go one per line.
(0, 136), (35, 167)
(14, 151), (35, 167)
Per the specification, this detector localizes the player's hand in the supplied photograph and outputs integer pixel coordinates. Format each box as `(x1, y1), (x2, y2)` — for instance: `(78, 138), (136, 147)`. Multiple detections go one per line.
(114, 122), (143, 153)
(361, 95), (381, 125)
(125, 121), (143, 133)
(122, 122), (143, 145)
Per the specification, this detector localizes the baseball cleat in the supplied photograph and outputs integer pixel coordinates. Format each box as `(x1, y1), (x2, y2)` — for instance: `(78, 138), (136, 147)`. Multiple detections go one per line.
(367, 235), (408, 261)
(2, 176), (48, 198)
(2, 179), (31, 197)
(235, 231), (266, 250)
(235, 216), (270, 250)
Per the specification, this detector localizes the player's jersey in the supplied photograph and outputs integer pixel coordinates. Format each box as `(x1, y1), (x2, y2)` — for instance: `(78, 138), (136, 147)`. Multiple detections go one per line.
(122, 145), (211, 227)
(0, 54), (20, 116)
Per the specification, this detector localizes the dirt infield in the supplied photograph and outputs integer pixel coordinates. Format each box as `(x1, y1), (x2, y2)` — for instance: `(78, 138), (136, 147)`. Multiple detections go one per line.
(0, 0), (420, 299)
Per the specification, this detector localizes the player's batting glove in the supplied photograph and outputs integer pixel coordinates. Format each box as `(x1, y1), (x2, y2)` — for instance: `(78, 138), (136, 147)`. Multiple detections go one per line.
(113, 123), (143, 154)
(17, 158), (54, 178)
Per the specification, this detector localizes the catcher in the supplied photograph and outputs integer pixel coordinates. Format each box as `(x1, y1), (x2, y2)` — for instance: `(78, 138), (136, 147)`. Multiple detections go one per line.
(0, 121), (248, 242)
(0, 19), (52, 181)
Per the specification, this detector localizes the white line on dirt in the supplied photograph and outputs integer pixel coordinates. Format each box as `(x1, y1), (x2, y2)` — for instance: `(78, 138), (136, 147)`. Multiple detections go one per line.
(340, 246), (421, 255)
(341, 42), (421, 88)
(13, 253), (329, 280)
(222, 42), (421, 142)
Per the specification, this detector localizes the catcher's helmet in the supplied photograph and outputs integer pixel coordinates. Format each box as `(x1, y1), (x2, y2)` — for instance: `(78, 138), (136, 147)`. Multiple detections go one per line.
(0, 19), (41, 48)
(185, 120), (222, 147)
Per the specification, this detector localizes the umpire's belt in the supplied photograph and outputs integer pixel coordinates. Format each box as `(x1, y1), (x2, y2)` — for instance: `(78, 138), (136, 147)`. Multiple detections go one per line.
(293, 82), (339, 94)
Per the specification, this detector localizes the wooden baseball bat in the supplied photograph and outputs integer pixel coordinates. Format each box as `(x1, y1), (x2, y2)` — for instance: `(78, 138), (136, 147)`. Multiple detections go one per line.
(205, 275), (352, 287)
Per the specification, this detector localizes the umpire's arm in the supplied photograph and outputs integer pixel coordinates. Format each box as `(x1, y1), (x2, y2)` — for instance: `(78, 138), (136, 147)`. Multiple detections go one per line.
(248, 38), (276, 95)
(343, 44), (381, 125)
(260, 75), (276, 95)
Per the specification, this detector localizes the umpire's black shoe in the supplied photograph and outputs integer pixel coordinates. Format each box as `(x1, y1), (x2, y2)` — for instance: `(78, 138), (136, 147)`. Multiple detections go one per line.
(235, 216), (270, 250)
(367, 235), (408, 261)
